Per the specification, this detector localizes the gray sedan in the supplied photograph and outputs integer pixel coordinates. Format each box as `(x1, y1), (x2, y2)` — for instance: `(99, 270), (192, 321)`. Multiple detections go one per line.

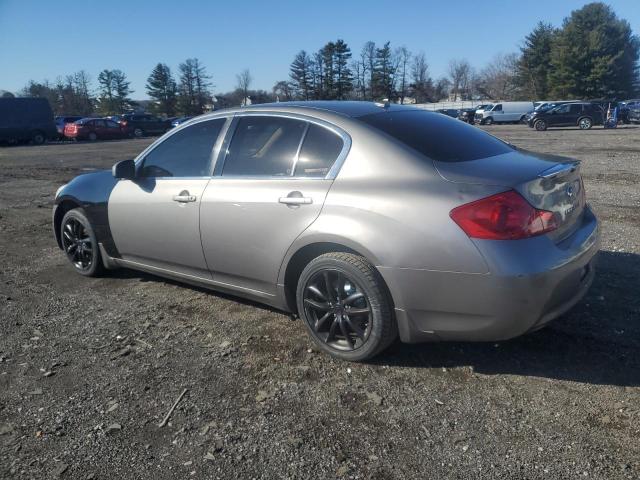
(52, 101), (599, 361)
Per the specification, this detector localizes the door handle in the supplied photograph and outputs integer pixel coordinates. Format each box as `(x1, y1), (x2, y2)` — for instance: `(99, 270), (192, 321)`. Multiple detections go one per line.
(279, 194), (313, 205)
(173, 190), (197, 203)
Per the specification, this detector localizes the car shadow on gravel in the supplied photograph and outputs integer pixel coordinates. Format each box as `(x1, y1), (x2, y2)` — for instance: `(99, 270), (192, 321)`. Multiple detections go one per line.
(374, 251), (640, 387)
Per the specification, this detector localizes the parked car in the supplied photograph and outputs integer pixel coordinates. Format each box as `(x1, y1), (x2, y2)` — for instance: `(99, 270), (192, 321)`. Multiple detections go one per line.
(55, 115), (83, 138)
(435, 109), (460, 118)
(52, 101), (598, 361)
(171, 116), (194, 128)
(476, 102), (535, 125)
(0, 97), (57, 145)
(523, 101), (580, 123)
(628, 103), (640, 124)
(528, 102), (604, 131)
(617, 100), (640, 124)
(118, 113), (171, 137)
(458, 108), (477, 124)
(64, 118), (130, 141)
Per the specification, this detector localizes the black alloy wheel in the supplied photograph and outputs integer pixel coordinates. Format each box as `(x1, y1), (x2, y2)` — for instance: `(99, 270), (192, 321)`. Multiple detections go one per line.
(303, 269), (372, 351)
(60, 209), (104, 276)
(296, 252), (397, 361)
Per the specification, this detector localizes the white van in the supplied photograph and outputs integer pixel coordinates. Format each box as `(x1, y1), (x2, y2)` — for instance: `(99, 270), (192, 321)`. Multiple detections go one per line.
(476, 102), (535, 125)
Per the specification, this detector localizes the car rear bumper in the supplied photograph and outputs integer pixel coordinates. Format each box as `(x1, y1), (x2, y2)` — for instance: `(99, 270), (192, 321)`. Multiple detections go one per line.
(378, 206), (599, 343)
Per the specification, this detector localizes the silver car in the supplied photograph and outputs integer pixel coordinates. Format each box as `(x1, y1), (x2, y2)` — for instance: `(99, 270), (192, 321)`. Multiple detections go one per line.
(53, 101), (599, 361)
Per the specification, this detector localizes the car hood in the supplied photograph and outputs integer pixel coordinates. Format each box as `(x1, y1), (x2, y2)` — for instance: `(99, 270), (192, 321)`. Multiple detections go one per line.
(433, 149), (576, 187)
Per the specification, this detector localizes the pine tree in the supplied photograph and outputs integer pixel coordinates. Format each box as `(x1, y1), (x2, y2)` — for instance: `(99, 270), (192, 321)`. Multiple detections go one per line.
(333, 39), (353, 99)
(320, 42), (336, 99)
(146, 63), (177, 117)
(372, 42), (395, 100)
(548, 2), (639, 99)
(517, 22), (556, 99)
(97, 69), (132, 115)
(177, 58), (212, 115)
(290, 50), (313, 100)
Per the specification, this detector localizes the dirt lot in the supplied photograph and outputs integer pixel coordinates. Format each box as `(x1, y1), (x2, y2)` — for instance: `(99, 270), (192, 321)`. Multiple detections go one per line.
(1, 125), (639, 479)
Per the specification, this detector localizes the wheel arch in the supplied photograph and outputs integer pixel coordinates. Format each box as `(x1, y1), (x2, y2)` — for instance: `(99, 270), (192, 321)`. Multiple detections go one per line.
(53, 197), (83, 249)
(280, 239), (387, 314)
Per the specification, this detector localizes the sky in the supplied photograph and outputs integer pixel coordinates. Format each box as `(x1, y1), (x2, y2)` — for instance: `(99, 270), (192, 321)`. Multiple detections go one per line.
(1, 0), (639, 99)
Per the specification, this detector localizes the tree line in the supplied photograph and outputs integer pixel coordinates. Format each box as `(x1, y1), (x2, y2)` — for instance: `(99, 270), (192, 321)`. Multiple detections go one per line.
(16, 2), (639, 117)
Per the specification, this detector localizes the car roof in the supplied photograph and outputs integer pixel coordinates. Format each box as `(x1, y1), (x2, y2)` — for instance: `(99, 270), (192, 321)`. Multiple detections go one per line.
(243, 101), (415, 118)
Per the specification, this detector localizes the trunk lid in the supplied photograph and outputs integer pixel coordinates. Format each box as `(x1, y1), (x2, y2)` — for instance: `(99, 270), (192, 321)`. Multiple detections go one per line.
(435, 150), (586, 241)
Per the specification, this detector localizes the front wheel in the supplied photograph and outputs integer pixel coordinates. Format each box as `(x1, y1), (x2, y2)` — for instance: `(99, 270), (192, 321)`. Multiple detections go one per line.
(296, 252), (397, 361)
(484, 117), (493, 125)
(133, 127), (145, 138)
(578, 117), (593, 130)
(31, 130), (46, 145)
(88, 132), (98, 141)
(60, 208), (104, 277)
(534, 119), (547, 131)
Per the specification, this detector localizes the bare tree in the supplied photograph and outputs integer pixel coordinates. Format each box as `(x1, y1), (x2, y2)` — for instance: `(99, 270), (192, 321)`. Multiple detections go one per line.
(411, 52), (432, 103)
(448, 59), (473, 100)
(360, 41), (376, 100)
(395, 46), (411, 104)
(236, 69), (253, 106)
(477, 53), (520, 100)
(272, 80), (294, 101)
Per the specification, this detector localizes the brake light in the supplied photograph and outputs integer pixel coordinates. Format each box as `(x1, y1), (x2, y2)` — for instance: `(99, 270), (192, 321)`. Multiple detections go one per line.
(120, 120), (128, 126)
(450, 190), (557, 240)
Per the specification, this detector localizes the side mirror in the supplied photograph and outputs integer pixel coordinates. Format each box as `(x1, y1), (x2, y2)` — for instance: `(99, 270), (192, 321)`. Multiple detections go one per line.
(112, 159), (136, 179)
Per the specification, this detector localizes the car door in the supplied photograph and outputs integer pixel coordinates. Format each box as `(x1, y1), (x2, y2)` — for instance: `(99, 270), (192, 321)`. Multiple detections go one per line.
(200, 114), (348, 296)
(104, 119), (123, 139)
(549, 104), (572, 126)
(108, 117), (228, 278)
(492, 104), (503, 121)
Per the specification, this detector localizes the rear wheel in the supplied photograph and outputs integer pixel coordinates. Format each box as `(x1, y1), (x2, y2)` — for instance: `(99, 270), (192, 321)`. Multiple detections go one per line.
(133, 127), (145, 138)
(296, 252), (397, 362)
(534, 119), (547, 131)
(60, 208), (104, 277)
(578, 117), (593, 130)
(31, 130), (46, 145)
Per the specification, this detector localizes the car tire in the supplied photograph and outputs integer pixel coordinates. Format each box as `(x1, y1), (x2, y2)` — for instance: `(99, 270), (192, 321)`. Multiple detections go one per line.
(484, 117), (493, 125)
(133, 127), (145, 138)
(88, 132), (98, 141)
(60, 208), (104, 277)
(296, 252), (397, 362)
(578, 117), (593, 130)
(31, 130), (46, 145)
(534, 120), (547, 131)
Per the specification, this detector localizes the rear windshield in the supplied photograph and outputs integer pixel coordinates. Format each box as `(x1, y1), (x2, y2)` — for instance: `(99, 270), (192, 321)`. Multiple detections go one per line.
(359, 110), (512, 162)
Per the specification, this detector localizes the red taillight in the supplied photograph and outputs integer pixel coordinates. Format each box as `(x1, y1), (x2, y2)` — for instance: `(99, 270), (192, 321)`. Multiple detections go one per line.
(450, 190), (558, 240)
(120, 120), (127, 126)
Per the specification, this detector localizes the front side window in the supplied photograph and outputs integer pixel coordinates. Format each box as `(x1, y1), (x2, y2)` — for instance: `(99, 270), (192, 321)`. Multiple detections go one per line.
(93, 120), (106, 128)
(139, 118), (225, 178)
(555, 104), (571, 114)
(493, 104), (502, 112)
(295, 124), (343, 177)
(222, 116), (306, 177)
(106, 120), (120, 128)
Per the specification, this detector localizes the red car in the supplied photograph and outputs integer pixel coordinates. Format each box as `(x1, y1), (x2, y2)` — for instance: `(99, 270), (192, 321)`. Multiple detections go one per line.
(64, 118), (129, 141)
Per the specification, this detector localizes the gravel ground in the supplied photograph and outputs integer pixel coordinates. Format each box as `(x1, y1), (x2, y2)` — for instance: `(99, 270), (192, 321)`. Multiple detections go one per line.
(0, 125), (639, 479)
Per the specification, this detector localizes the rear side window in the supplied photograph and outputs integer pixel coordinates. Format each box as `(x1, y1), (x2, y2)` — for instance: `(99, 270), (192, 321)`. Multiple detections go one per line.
(139, 119), (225, 177)
(569, 104), (582, 114)
(223, 116), (306, 177)
(360, 110), (512, 162)
(295, 124), (343, 177)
